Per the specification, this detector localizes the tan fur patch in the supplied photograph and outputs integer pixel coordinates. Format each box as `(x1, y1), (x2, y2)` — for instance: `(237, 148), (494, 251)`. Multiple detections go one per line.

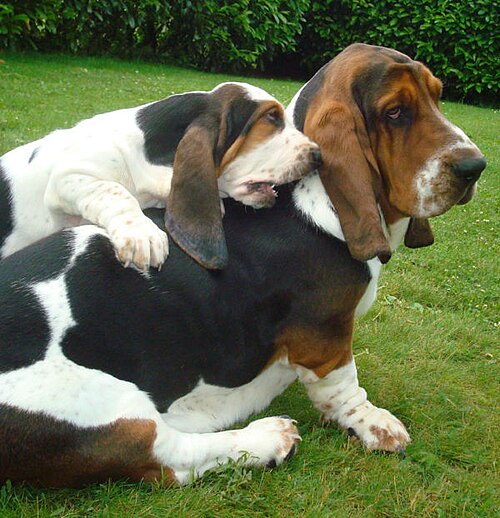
(270, 277), (367, 378)
(0, 409), (176, 488)
(219, 101), (284, 172)
(368, 423), (408, 451)
(276, 321), (354, 378)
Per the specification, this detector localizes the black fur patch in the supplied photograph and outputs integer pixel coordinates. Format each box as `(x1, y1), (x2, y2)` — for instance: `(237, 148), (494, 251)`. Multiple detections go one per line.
(0, 231), (77, 372)
(219, 95), (259, 159)
(0, 162), (13, 251)
(137, 92), (208, 166)
(28, 146), (39, 163)
(293, 62), (329, 131)
(351, 62), (388, 128)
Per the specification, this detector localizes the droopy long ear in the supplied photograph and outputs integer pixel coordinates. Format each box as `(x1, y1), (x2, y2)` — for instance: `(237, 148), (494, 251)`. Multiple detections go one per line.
(404, 218), (434, 248)
(305, 101), (392, 263)
(165, 121), (228, 270)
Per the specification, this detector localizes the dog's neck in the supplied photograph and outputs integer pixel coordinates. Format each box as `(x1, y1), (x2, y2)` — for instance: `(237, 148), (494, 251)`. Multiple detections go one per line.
(293, 172), (409, 256)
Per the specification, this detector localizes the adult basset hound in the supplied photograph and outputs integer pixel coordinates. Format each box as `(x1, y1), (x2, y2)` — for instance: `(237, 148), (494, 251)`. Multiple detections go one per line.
(287, 43), (486, 263)
(0, 82), (320, 270)
(0, 44), (485, 488)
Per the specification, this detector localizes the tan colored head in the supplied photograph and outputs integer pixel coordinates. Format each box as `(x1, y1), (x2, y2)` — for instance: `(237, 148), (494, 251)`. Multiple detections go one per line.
(166, 82), (320, 269)
(293, 43), (486, 262)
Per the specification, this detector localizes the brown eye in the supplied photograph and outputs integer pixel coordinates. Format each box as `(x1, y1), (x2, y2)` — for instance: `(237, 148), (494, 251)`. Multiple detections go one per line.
(265, 110), (283, 126)
(386, 107), (402, 120)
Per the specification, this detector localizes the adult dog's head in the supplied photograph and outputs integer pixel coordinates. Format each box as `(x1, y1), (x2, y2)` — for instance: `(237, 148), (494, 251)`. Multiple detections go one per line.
(289, 43), (486, 263)
(166, 82), (321, 269)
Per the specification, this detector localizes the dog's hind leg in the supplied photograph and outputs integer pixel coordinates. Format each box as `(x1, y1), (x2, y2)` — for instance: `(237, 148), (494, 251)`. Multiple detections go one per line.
(153, 415), (301, 484)
(0, 358), (299, 486)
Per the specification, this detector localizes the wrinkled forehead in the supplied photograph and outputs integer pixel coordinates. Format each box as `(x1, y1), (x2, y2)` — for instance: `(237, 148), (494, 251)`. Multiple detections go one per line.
(351, 56), (442, 114)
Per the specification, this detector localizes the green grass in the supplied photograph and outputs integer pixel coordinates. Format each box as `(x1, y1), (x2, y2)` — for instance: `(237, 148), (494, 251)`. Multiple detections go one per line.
(0, 52), (498, 517)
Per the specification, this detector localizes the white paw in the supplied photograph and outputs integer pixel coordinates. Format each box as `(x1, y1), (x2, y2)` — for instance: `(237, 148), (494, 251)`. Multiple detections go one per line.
(240, 416), (301, 468)
(326, 403), (410, 452)
(108, 215), (169, 271)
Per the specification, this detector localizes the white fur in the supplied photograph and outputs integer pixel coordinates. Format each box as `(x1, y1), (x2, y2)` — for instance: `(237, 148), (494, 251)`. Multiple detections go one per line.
(296, 360), (410, 451)
(217, 111), (318, 208)
(0, 83), (316, 270)
(30, 226), (107, 360)
(293, 172), (345, 241)
(414, 114), (482, 217)
(164, 357), (297, 433)
(355, 258), (382, 317)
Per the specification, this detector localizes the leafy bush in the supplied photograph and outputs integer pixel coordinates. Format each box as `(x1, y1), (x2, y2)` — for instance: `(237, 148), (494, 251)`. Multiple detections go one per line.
(162, 0), (309, 72)
(0, 0), (60, 49)
(38, 0), (171, 56)
(296, 0), (499, 103)
(0, 0), (497, 103)
(0, 0), (171, 56)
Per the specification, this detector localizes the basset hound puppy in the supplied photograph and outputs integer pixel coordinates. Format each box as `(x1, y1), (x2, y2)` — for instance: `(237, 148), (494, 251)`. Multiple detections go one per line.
(0, 44), (485, 488)
(0, 82), (320, 270)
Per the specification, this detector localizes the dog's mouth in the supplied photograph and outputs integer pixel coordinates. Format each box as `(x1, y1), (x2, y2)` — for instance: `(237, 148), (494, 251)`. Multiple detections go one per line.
(246, 181), (277, 197)
(456, 181), (477, 205)
(244, 181), (277, 208)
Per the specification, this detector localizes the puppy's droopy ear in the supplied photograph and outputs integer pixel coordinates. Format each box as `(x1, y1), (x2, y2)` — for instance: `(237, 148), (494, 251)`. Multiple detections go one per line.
(165, 120), (228, 270)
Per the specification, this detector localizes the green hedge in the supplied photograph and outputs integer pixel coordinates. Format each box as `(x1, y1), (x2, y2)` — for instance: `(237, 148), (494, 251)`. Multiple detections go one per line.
(295, 0), (498, 103)
(0, 0), (170, 56)
(1, 0), (497, 103)
(164, 1), (309, 72)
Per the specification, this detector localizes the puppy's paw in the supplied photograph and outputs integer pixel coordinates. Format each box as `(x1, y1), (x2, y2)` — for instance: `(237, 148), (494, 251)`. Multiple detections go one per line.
(109, 216), (169, 271)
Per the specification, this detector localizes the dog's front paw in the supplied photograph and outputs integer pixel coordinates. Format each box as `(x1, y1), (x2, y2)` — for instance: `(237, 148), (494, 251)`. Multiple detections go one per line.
(324, 403), (410, 453)
(109, 216), (169, 271)
(241, 416), (301, 468)
(332, 401), (411, 453)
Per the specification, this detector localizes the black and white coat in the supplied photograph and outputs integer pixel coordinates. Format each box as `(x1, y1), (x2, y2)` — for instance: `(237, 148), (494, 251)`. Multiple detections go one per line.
(0, 182), (385, 488)
(0, 82), (319, 270)
(0, 45), (485, 488)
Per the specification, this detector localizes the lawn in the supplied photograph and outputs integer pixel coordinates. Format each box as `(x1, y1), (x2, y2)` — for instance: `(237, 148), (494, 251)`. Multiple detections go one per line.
(0, 52), (498, 517)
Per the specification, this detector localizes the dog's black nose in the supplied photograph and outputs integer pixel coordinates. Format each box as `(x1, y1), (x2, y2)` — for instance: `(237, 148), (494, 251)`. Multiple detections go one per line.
(452, 156), (486, 182)
(310, 148), (323, 168)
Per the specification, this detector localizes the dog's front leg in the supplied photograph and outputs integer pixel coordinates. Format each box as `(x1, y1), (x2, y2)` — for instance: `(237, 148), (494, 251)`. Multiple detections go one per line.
(45, 173), (168, 270)
(297, 359), (410, 452)
(280, 317), (410, 453)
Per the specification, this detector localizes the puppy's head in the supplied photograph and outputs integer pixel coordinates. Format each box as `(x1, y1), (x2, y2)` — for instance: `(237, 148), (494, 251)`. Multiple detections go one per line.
(166, 82), (320, 269)
(291, 43), (486, 263)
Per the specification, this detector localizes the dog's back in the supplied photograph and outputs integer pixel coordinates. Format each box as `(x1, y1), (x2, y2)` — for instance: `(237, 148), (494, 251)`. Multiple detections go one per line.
(0, 191), (368, 409)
